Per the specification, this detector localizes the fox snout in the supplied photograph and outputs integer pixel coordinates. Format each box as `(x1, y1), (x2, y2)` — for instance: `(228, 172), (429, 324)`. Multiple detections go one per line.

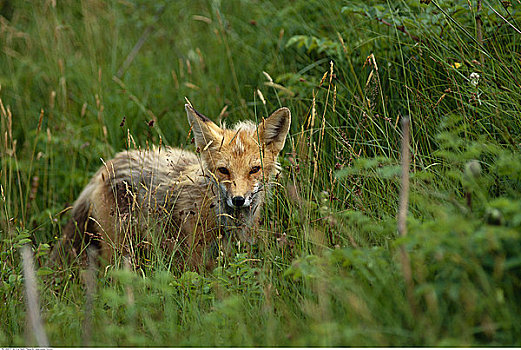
(224, 191), (254, 209)
(217, 181), (260, 210)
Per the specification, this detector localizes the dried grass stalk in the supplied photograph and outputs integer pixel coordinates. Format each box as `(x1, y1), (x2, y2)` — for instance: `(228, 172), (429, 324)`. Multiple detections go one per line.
(21, 245), (49, 347)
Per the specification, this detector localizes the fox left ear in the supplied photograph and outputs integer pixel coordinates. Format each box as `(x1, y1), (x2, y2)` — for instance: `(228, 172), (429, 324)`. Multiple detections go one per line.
(258, 107), (291, 153)
(185, 104), (223, 150)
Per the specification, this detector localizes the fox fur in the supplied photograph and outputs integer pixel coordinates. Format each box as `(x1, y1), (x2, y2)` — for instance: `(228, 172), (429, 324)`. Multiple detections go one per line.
(53, 104), (291, 270)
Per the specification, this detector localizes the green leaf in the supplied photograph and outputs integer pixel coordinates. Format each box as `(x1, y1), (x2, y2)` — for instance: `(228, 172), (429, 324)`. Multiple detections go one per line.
(37, 267), (54, 276)
(15, 239), (33, 248)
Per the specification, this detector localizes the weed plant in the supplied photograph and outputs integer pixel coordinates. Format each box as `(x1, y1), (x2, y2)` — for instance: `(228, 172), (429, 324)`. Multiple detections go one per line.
(1, 0), (520, 346)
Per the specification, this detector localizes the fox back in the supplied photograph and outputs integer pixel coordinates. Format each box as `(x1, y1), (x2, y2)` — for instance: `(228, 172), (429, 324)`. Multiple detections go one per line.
(53, 105), (291, 270)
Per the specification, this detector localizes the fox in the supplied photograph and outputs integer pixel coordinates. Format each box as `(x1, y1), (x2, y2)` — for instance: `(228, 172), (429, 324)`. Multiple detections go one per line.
(53, 104), (291, 270)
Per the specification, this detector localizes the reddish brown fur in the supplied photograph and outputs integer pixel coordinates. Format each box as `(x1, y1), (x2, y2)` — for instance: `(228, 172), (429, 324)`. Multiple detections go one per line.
(52, 105), (291, 270)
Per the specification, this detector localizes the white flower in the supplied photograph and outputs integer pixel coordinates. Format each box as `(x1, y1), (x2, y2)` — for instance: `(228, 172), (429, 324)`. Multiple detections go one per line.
(470, 72), (480, 87)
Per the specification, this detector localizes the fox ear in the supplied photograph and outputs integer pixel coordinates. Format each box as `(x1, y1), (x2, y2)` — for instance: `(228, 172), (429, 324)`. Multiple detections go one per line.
(258, 107), (291, 153)
(185, 104), (222, 150)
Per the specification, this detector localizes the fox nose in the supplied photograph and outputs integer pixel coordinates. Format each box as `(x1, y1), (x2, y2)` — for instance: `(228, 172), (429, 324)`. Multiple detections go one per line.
(232, 196), (246, 207)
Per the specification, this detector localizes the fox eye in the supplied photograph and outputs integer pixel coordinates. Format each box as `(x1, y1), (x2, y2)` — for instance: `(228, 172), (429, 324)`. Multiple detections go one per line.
(217, 167), (230, 175)
(250, 166), (261, 174)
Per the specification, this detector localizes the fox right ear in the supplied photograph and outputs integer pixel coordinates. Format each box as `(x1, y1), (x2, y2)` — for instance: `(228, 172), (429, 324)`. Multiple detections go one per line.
(258, 107), (291, 154)
(185, 104), (222, 150)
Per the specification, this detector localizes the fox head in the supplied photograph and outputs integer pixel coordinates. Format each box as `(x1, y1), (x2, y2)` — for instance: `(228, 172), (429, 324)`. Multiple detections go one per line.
(186, 104), (291, 211)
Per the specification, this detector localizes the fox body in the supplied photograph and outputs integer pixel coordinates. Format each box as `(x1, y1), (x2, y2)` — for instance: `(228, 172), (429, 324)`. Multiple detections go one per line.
(56, 105), (291, 269)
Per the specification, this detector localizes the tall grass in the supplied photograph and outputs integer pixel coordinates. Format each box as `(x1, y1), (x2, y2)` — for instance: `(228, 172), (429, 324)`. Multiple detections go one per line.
(1, 0), (521, 346)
